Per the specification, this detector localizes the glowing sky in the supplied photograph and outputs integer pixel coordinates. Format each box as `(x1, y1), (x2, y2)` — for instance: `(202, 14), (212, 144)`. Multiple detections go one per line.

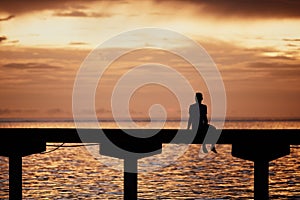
(0, 0), (299, 120)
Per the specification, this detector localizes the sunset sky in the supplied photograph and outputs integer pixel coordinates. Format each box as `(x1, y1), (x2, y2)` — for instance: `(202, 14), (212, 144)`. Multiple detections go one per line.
(0, 0), (299, 120)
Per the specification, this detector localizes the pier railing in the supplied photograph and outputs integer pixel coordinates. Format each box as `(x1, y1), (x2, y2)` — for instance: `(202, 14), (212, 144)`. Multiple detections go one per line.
(1, 128), (299, 199)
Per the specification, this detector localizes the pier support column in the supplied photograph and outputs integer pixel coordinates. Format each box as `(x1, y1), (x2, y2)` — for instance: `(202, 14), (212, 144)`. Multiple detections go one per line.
(124, 157), (138, 200)
(0, 135), (46, 200)
(254, 160), (269, 199)
(100, 130), (163, 200)
(9, 155), (22, 200)
(232, 142), (290, 200)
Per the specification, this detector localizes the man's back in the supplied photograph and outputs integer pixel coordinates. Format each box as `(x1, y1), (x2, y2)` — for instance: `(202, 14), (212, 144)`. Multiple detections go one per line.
(189, 103), (208, 131)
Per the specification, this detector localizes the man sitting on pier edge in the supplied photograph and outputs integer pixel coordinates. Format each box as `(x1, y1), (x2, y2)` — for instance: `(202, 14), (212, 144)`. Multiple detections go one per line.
(187, 92), (217, 153)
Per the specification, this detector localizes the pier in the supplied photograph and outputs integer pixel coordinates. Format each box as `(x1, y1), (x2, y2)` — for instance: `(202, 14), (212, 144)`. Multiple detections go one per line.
(0, 128), (299, 199)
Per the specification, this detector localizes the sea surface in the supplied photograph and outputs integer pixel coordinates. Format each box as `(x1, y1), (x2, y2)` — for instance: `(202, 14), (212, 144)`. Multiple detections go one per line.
(0, 120), (300, 199)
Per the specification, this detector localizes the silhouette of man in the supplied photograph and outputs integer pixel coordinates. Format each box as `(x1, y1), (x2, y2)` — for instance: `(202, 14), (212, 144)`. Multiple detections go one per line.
(187, 92), (208, 131)
(187, 92), (217, 153)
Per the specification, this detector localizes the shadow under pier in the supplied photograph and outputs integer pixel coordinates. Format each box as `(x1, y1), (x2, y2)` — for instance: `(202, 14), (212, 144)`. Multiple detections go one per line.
(0, 128), (299, 199)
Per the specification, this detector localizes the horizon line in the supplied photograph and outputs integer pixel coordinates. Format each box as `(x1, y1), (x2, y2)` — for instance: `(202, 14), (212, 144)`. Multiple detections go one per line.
(0, 117), (300, 123)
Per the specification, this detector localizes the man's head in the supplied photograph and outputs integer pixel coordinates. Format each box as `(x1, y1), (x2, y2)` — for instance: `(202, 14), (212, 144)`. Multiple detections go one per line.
(195, 92), (203, 103)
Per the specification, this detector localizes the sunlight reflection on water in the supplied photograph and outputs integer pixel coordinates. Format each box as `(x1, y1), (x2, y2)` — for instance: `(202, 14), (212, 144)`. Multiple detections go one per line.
(0, 120), (299, 129)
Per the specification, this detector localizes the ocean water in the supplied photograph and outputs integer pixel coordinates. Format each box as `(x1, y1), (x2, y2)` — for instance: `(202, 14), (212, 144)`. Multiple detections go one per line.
(0, 120), (300, 199)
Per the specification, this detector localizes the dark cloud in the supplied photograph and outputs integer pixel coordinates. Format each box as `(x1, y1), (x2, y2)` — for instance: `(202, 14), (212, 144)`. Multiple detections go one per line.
(245, 62), (300, 70)
(0, 0), (120, 15)
(0, 15), (15, 21)
(55, 10), (88, 17)
(244, 62), (300, 78)
(0, 37), (19, 44)
(270, 69), (300, 78)
(283, 38), (300, 42)
(2, 62), (61, 70)
(195, 38), (300, 82)
(0, 47), (89, 65)
(286, 43), (298, 47)
(0, 108), (38, 115)
(199, 38), (300, 66)
(96, 108), (111, 114)
(158, 0), (300, 18)
(1, 0), (300, 19)
(0, 0), (86, 14)
(8, 40), (19, 44)
(47, 108), (65, 114)
(69, 41), (88, 45)
(0, 36), (7, 43)
(54, 10), (112, 18)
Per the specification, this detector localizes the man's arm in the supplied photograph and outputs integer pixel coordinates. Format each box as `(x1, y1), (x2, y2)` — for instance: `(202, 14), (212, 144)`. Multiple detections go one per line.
(203, 105), (208, 125)
(187, 117), (192, 129)
(187, 106), (192, 129)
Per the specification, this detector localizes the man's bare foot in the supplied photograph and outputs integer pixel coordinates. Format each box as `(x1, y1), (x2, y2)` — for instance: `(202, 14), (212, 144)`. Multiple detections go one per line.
(211, 146), (217, 154)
